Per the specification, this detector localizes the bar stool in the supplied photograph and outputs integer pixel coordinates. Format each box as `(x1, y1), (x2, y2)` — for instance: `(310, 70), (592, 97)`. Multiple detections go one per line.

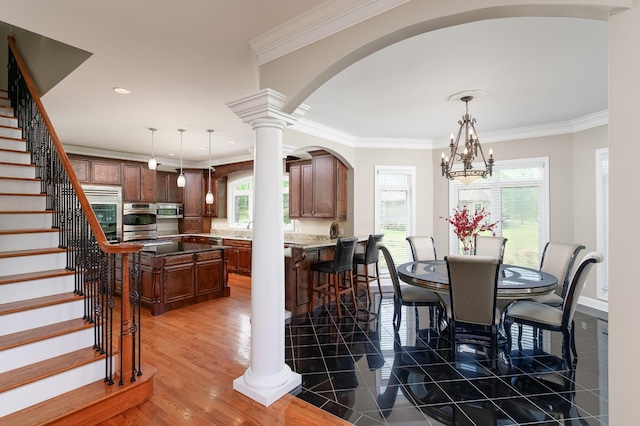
(309, 236), (359, 318)
(353, 234), (384, 305)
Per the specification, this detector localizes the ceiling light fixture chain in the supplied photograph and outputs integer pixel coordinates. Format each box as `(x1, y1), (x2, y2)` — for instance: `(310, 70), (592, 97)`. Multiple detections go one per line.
(148, 127), (157, 170)
(440, 95), (494, 185)
(177, 129), (186, 188)
(205, 129), (214, 205)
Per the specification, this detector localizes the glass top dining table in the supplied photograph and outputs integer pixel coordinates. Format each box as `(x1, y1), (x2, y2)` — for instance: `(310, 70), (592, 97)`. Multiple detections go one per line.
(397, 259), (558, 299)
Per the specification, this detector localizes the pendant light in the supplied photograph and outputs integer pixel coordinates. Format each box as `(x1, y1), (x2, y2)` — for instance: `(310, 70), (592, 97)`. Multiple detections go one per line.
(205, 129), (214, 205)
(177, 129), (186, 187)
(147, 127), (157, 170)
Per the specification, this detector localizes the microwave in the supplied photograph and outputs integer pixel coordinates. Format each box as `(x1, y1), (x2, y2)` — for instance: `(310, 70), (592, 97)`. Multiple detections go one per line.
(157, 202), (183, 219)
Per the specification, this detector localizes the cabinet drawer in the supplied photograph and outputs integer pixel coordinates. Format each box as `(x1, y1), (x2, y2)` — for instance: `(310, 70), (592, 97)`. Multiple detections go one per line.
(196, 251), (222, 262)
(164, 253), (194, 266)
(223, 239), (252, 248)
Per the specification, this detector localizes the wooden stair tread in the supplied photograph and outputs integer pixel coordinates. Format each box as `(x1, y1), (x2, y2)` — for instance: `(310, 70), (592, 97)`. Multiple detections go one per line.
(0, 292), (82, 316)
(0, 317), (91, 351)
(0, 247), (65, 258)
(0, 228), (57, 236)
(0, 364), (156, 426)
(0, 176), (39, 181)
(0, 192), (45, 197)
(0, 347), (106, 393)
(0, 268), (74, 285)
(0, 161), (32, 166)
(0, 147), (28, 154)
(0, 210), (52, 215)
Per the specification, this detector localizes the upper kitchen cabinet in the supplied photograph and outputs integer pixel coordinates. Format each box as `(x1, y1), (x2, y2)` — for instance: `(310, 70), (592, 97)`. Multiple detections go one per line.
(183, 169), (203, 217)
(288, 150), (347, 220)
(203, 173), (227, 218)
(156, 172), (183, 203)
(69, 155), (122, 185)
(123, 163), (157, 202)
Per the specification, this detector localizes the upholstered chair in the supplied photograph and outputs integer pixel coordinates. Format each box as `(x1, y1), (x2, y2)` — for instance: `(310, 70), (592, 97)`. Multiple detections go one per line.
(474, 236), (507, 262)
(406, 236), (437, 261)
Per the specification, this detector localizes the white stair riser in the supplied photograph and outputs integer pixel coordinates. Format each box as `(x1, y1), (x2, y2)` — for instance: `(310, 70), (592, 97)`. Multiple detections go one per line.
(0, 178), (41, 194)
(0, 126), (21, 139)
(0, 251), (66, 275)
(0, 163), (35, 179)
(0, 328), (97, 373)
(0, 115), (17, 127)
(0, 96), (11, 107)
(0, 212), (52, 230)
(0, 299), (85, 336)
(0, 357), (109, 417)
(0, 149), (30, 164)
(0, 106), (14, 117)
(0, 274), (74, 304)
(0, 231), (58, 251)
(0, 138), (26, 151)
(0, 195), (46, 211)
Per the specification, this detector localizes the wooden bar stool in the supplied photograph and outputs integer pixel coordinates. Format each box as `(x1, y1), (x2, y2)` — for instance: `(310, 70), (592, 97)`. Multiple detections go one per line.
(353, 234), (384, 305)
(309, 236), (358, 318)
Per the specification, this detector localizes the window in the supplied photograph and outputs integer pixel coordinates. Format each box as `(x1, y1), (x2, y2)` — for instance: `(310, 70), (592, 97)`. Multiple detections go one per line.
(595, 148), (608, 300)
(449, 157), (549, 268)
(374, 166), (415, 273)
(229, 176), (292, 230)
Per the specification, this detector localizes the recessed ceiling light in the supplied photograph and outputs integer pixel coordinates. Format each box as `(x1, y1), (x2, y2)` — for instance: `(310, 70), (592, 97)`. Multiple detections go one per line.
(228, 140), (236, 144)
(199, 146), (207, 150)
(113, 87), (130, 94)
(168, 153), (175, 156)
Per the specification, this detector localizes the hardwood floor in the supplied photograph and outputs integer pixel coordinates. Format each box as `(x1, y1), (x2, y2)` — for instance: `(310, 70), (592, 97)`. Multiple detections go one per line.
(99, 274), (350, 426)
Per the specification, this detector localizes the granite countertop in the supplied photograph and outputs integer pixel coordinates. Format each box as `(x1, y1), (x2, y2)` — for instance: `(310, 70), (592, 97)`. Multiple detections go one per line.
(175, 232), (368, 249)
(141, 241), (227, 256)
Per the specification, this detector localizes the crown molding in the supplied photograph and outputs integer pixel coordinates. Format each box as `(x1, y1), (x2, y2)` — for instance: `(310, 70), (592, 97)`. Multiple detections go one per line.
(250, 0), (410, 66)
(293, 109), (609, 150)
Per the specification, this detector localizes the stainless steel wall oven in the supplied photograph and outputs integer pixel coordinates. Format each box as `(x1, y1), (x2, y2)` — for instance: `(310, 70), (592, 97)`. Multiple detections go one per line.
(82, 185), (122, 242)
(123, 202), (157, 241)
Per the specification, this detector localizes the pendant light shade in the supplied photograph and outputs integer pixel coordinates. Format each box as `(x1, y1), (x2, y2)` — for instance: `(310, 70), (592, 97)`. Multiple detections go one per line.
(205, 129), (214, 205)
(177, 129), (186, 187)
(148, 127), (157, 170)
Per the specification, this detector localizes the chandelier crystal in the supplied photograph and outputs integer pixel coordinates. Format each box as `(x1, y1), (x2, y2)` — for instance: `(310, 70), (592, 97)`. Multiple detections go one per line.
(148, 127), (157, 170)
(440, 95), (494, 185)
(205, 129), (214, 205)
(177, 129), (186, 187)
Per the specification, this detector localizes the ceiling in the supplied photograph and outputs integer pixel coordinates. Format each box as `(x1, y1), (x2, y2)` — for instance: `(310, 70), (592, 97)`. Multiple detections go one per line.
(0, 1), (608, 170)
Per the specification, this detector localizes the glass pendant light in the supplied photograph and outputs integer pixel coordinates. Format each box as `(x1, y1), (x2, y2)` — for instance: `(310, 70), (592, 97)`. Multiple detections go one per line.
(205, 129), (214, 205)
(177, 129), (186, 187)
(148, 127), (157, 170)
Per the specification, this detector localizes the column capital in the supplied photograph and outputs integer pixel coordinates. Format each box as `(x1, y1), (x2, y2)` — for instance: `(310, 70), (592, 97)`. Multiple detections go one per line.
(226, 88), (309, 126)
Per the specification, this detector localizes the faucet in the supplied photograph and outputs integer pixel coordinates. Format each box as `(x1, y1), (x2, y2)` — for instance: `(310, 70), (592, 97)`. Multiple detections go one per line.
(246, 220), (253, 230)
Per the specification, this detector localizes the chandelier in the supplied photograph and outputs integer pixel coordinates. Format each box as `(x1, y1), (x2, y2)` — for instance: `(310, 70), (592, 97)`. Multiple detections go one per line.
(440, 95), (494, 185)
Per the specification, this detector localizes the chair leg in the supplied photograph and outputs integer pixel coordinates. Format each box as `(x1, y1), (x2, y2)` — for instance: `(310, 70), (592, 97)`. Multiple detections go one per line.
(334, 272), (342, 319)
(364, 263), (372, 305)
(569, 321), (578, 360)
(374, 262), (382, 296)
(349, 270), (357, 310)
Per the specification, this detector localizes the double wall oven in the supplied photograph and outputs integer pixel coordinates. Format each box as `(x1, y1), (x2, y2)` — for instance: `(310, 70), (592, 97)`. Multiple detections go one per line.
(123, 202), (157, 241)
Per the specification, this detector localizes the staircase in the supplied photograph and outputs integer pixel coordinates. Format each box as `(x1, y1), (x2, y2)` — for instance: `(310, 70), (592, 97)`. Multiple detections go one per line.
(0, 88), (153, 425)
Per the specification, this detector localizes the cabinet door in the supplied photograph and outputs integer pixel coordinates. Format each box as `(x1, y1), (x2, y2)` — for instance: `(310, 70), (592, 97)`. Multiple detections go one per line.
(184, 170), (203, 217)
(70, 159), (90, 183)
(203, 172), (216, 217)
(156, 172), (169, 202)
(92, 160), (122, 185)
(312, 154), (336, 218)
(167, 174), (183, 202)
(163, 262), (195, 303)
(289, 164), (302, 218)
(179, 217), (203, 234)
(123, 164), (142, 201)
(300, 163), (313, 217)
(141, 166), (156, 202)
(195, 252), (223, 295)
(236, 246), (252, 275)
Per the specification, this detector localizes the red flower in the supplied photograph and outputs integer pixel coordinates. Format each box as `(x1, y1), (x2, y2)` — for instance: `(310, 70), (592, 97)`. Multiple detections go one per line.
(440, 206), (502, 253)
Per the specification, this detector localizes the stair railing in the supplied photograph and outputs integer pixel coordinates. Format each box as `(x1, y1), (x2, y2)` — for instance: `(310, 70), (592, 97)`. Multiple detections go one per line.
(7, 35), (144, 386)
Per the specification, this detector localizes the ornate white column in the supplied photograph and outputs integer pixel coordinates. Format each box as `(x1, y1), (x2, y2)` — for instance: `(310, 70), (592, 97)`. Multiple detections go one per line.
(226, 89), (308, 406)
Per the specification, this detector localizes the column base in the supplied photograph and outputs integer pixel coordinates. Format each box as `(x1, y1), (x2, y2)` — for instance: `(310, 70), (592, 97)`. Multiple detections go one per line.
(233, 369), (302, 407)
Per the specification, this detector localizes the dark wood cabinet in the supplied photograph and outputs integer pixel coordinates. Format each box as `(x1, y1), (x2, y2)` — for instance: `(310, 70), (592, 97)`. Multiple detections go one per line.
(288, 150), (347, 219)
(223, 238), (252, 276)
(70, 155), (122, 186)
(123, 163), (156, 202)
(156, 172), (183, 203)
(179, 217), (203, 234)
(183, 170), (203, 217)
(203, 174), (228, 218)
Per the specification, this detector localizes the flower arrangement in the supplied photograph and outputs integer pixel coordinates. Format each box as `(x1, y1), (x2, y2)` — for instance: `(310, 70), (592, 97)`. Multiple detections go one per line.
(441, 206), (502, 254)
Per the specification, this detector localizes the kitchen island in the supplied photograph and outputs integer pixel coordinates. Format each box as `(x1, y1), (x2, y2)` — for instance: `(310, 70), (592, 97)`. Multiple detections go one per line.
(139, 241), (229, 315)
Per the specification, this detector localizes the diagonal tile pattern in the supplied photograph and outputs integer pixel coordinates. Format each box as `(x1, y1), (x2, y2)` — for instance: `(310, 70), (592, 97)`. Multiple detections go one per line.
(286, 292), (608, 425)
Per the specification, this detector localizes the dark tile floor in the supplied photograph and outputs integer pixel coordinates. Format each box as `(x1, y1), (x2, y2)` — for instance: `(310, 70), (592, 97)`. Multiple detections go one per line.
(285, 291), (608, 425)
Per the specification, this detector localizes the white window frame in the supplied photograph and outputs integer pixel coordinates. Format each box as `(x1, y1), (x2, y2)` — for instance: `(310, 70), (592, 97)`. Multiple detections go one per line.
(228, 174), (293, 231)
(374, 165), (416, 273)
(595, 148), (609, 300)
(448, 157), (550, 266)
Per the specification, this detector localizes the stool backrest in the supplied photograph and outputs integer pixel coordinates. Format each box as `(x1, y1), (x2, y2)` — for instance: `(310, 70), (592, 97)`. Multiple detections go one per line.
(364, 234), (384, 264)
(334, 236), (359, 273)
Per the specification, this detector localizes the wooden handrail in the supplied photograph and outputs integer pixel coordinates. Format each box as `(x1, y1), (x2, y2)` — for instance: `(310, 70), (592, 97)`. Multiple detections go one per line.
(7, 35), (141, 255)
